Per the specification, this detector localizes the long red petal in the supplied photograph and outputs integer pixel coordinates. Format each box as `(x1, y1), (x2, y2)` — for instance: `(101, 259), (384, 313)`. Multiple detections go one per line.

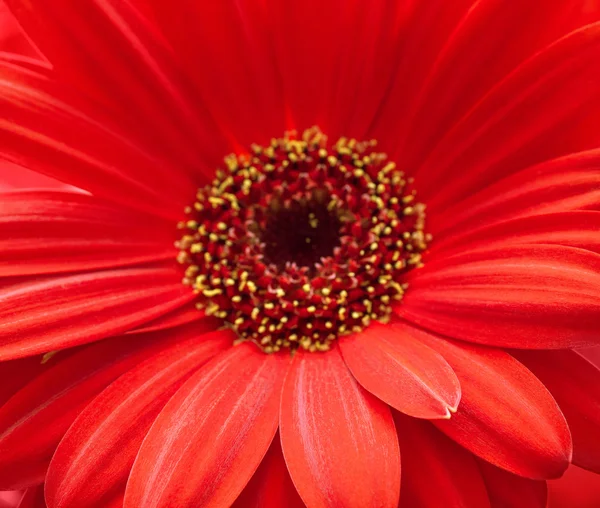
(431, 211), (600, 257)
(232, 433), (304, 508)
(417, 22), (600, 210)
(0, 266), (193, 360)
(45, 328), (231, 508)
(0, 191), (175, 276)
(124, 343), (289, 508)
(478, 459), (547, 508)
(0, 61), (198, 220)
(280, 346), (400, 508)
(429, 149), (600, 239)
(399, 245), (600, 349)
(395, 323), (572, 479)
(4, 0), (227, 173)
(515, 349), (600, 473)
(339, 322), (460, 419)
(0, 329), (175, 489)
(394, 413), (490, 508)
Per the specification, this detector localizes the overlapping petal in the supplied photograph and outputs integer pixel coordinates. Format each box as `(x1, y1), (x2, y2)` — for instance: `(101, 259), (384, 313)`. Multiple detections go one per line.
(400, 245), (600, 349)
(232, 434), (304, 508)
(0, 266), (193, 360)
(4, 0), (227, 172)
(340, 322), (460, 419)
(478, 460), (547, 508)
(416, 21), (600, 209)
(0, 60), (197, 219)
(395, 413), (490, 508)
(45, 327), (231, 508)
(280, 347), (400, 508)
(515, 350), (600, 473)
(0, 332), (170, 489)
(124, 343), (289, 508)
(394, 323), (572, 479)
(0, 191), (175, 277)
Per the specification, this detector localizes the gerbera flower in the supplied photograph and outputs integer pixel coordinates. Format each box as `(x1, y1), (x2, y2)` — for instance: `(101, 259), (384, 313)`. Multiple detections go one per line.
(1, 0), (600, 507)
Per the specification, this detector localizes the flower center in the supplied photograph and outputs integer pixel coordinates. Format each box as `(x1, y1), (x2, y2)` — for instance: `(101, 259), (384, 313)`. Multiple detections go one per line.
(177, 127), (429, 353)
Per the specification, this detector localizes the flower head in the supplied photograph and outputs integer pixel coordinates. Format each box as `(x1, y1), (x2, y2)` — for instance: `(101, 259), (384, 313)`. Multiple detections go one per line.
(1, 1), (600, 507)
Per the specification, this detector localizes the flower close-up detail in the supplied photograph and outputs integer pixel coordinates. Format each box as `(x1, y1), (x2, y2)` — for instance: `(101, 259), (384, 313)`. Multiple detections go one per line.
(1, 1), (600, 507)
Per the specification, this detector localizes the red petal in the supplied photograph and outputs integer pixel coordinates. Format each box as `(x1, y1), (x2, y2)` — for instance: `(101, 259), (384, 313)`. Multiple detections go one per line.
(515, 349), (600, 473)
(4, 1), (226, 173)
(396, 324), (572, 479)
(0, 60), (198, 220)
(124, 343), (289, 508)
(127, 302), (216, 336)
(478, 459), (547, 508)
(394, 413), (490, 508)
(429, 150), (600, 239)
(0, 191), (175, 276)
(232, 433), (304, 508)
(399, 245), (600, 349)
(339, 322), (460, 419)
(17, 486), (44, 508)
(0, 330), (172, 489)
(0, 356), (52, 407)
(0, 266), (193, 360)
(280, 346), (400, 508)
(431, 211), (600, 257)
(0, 161), (72, 191)
(392, 2), (600, 174)
(416, 22), (600, 210)
(45, 328), (231, 508)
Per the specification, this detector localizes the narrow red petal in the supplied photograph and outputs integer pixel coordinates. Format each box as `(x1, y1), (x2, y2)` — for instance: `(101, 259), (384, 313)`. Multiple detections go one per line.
(4, 0), (226, 172)
(17, 486), (44, 508)
(126, 302), (216, 336)
(478, 459), (547, 508)
(124, 343), (290, 508)
(429, 150), (600, 239)
(232, 433), (304, 508)
(280, 346), (400, 508)
(0, 266), (193, 360)
(394, 413), (490, 508)
(0, 329), (174, 489)
(394, 323), (572, 479)
(417, 22), (600, 210)
(515, 349), (600, 473)
(0, 61), (197, 220)
(431, 211), (600, 257)
(45, 328), (231, 508)
(0, 191), (175, 276)
(399, 245), (600, 349)
(339, 322), (460, 419)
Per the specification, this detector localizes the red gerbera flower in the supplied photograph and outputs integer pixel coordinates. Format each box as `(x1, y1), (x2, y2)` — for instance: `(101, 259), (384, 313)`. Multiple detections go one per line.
(1, 1), (600, 507)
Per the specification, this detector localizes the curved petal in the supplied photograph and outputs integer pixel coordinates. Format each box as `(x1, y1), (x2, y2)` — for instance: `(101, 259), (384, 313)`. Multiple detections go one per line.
(0, 60), (198, 220)
(478, 459), (547, 508)
(394, 413), (490, 508)
(45, 327), (231, 508)
(416, 21), (600, 210)
(17, 486), (44, 508)
(431, 211), (600, 257)
(126, 301), (214, 336)
(390, 0), (600, 173)
(4, 0), (227, 172)
(280, 346), (400, 508)
(339, 322), (460, 419)
(0, 356), (52, 408)
(394, 324), (572, 479)
(232, 433), (304, 508)
(0, 330), (172, 489)
(429, 149), (600, 239)
(399, 245), (600, 349)
(0, 265), (194, 360)
(514, 350), (600, 473)
(0, 191), (175, 277)
(124, 343), (290, 508)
